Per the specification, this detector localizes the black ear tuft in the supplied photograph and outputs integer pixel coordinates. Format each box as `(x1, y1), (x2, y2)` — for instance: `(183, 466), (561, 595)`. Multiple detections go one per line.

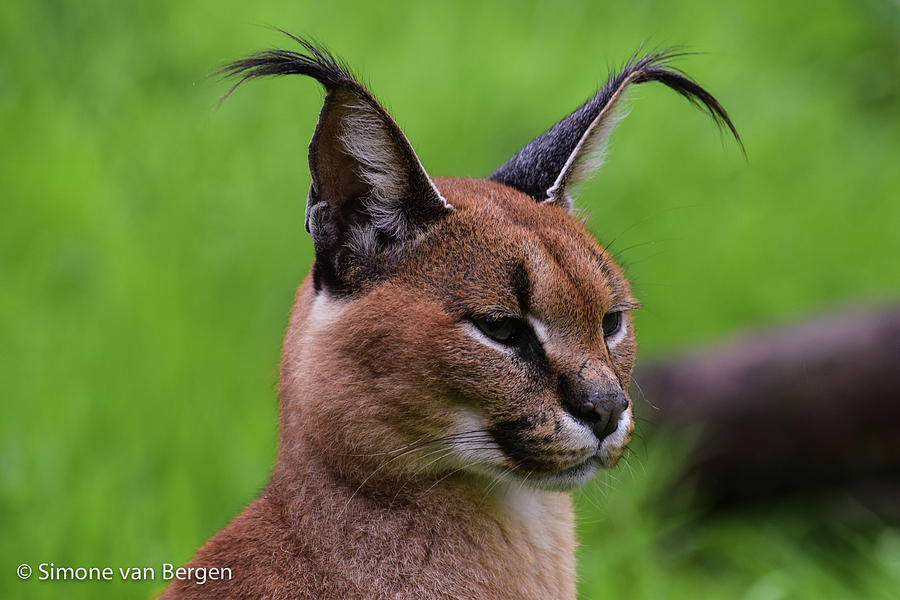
(489, 49), (743, 208)
(218, 31), (356, 97)
(219, 32), (452, 295)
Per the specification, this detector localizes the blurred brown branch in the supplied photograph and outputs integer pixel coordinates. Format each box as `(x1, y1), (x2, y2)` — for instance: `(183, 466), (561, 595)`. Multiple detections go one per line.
(634, 305), (900, 513)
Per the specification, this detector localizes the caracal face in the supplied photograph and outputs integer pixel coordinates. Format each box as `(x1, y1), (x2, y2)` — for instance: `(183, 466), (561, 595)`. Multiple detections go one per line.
(292, 176), (637, 492)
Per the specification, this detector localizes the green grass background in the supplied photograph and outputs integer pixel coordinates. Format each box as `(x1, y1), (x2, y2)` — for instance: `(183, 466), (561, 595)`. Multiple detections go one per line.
(2, 0), (899, 598)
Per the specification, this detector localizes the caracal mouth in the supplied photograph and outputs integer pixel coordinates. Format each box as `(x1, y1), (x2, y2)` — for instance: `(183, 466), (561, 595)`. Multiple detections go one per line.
(448, 406), (633, 492)
(521, 408), (634, 490)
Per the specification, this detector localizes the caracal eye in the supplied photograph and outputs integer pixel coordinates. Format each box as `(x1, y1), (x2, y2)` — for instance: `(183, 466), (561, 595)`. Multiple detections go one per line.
(472, 316), (518, 345)
(601, 311), (622, 339)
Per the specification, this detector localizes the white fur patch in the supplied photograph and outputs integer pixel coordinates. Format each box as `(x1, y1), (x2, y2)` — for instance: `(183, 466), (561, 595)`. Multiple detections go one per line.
(306, 291), (346, 332)
(526, 315), (550, 346)
(558, 411), (600, 454)
(503, 487), (556, 551)
(598, 405), (632, 461)
(448, 408), (505, 465)
(461, 322), (516, 356)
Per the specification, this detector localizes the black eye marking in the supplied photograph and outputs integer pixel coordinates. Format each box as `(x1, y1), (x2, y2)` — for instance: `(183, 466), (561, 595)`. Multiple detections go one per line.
(602, 311), (622, 338)
(508, 262), (531, 315)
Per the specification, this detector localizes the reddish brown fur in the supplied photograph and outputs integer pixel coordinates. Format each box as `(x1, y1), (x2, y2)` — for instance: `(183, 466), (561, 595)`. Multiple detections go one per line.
(161, 178), (636, 599)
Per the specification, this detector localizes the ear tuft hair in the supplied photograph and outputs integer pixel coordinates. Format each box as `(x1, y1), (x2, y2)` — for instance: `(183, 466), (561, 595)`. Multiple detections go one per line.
(217, 30), (356, 98)
(489, 48), (743, 207)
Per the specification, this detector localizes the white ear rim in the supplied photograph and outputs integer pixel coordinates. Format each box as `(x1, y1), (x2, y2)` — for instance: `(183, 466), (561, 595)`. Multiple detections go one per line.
(545, 73), (639, 209)
(545, 109), (627, 209)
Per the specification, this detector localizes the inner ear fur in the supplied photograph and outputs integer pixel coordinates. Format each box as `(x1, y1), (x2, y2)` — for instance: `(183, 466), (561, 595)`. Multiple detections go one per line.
(219, 32), (452, 294)
(489, 49), (743, 209)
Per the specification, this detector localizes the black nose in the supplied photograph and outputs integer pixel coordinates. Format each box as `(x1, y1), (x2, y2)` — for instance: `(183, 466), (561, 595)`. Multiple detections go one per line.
(565, 388), (629, 442)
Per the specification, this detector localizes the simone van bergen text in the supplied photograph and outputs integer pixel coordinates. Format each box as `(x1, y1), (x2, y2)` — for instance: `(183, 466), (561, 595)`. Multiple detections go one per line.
(36, 562), (232, 585)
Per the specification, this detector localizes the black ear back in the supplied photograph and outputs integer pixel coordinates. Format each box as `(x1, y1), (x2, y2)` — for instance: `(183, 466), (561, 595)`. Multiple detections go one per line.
(489, 50), (743, 208)
(220, 32), (452, 294)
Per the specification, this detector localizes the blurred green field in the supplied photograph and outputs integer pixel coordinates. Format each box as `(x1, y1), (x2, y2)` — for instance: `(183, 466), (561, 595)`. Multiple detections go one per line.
(2, 1), (899, 598)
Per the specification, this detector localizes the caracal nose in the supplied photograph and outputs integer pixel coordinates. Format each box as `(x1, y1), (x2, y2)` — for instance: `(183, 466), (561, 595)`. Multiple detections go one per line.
(566, 388), (628, 442)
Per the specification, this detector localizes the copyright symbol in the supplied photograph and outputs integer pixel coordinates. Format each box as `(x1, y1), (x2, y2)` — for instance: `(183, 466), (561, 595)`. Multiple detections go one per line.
(17, 564), (32, 579)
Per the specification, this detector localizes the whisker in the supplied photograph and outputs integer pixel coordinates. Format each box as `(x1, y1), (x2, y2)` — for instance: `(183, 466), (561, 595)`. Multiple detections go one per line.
(344, 434), (501, 514)
(339, 430), (494, 457)
(600, 203), (706, 260)
(630, 376), (658, 411)
(399, 440), (504, 500)
(338, 443), (438, 516)
(480, 464), (517, 505)
(515, 470), (532, 496)
(418, 461), (477, 499)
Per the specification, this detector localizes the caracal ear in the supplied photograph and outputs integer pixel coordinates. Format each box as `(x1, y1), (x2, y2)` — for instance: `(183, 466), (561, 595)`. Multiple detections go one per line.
(220, 32), (452, 294)
(489, 49), (743, 210)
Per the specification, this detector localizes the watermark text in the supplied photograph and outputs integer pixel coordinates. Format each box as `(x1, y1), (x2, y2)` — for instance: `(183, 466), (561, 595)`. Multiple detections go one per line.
(16, 562), (232, 585)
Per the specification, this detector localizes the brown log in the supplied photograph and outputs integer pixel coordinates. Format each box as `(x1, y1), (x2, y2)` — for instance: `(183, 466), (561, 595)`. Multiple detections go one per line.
(632, 305), (900, 511)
